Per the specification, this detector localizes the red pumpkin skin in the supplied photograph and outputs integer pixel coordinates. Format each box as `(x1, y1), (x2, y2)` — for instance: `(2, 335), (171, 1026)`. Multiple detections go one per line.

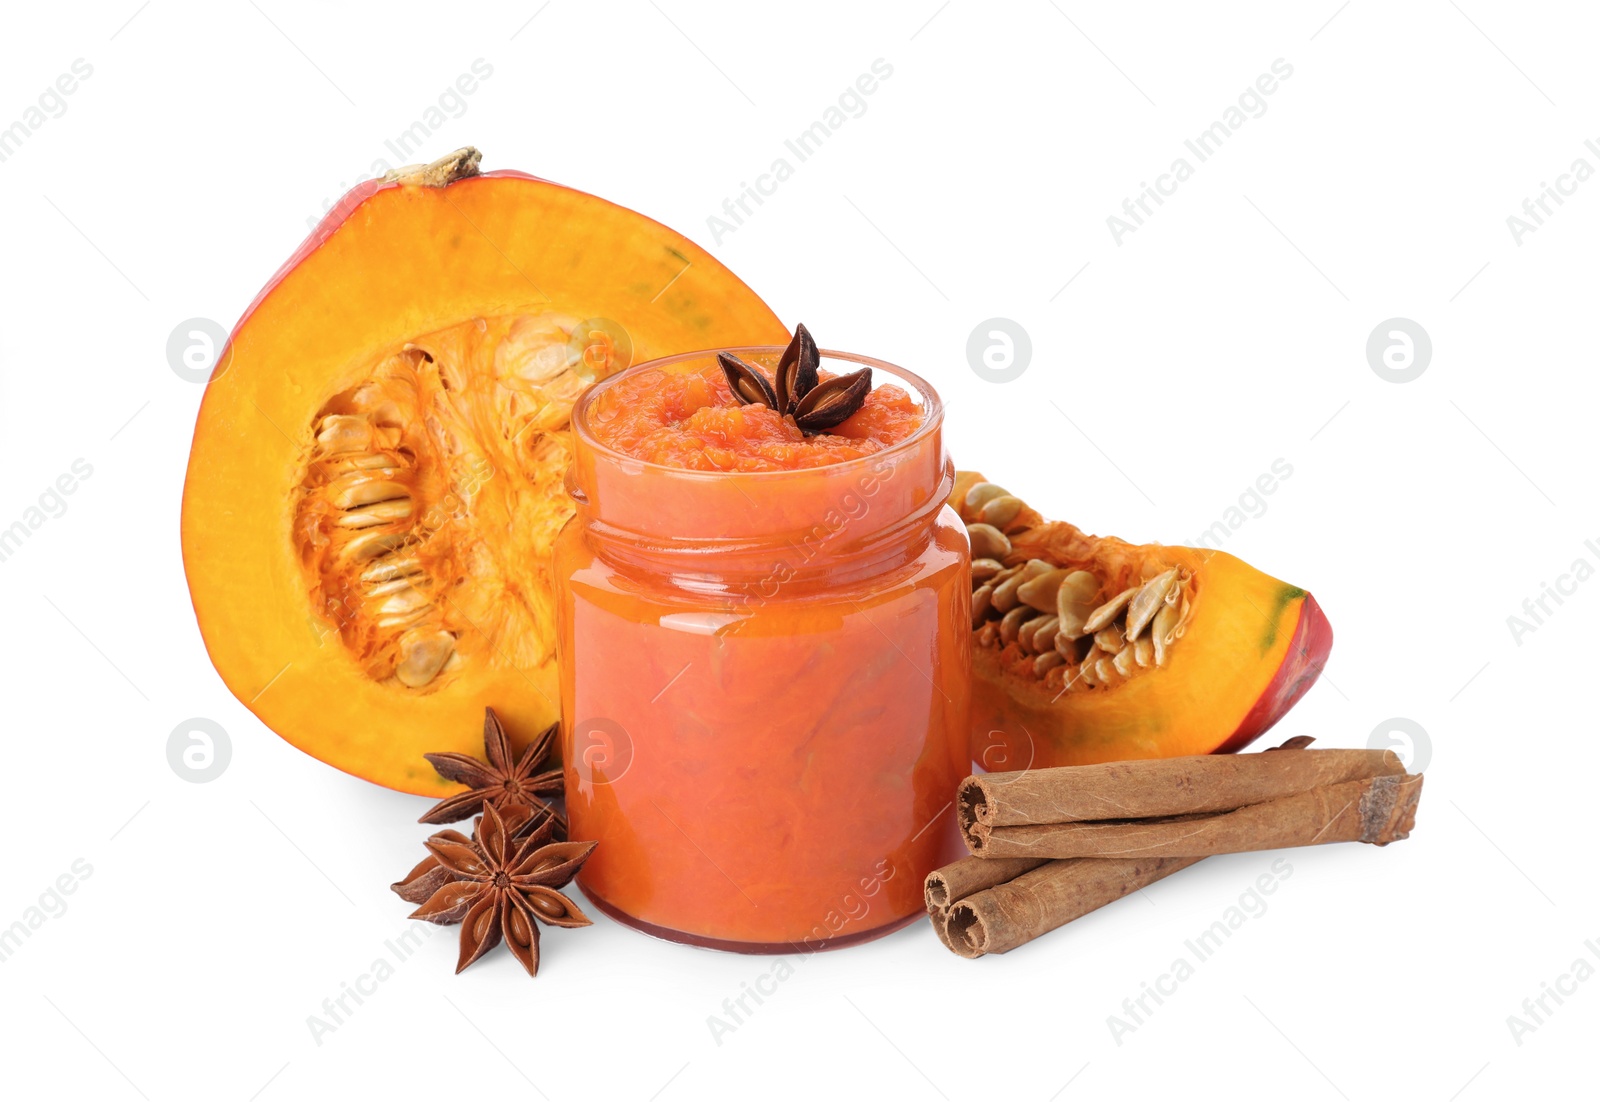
(1215, 593), (1334, 755)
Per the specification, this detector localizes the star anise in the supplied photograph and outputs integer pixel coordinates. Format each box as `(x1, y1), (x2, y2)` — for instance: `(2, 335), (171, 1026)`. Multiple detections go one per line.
(406, 804), (596, 977)
(391, 803), (545, 906)
(717, 323), (872, 435)
(419, 707), (565, 836)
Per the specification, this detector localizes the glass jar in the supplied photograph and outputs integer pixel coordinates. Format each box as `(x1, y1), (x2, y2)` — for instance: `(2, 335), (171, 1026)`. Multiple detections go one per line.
(555, 345), (970, 953)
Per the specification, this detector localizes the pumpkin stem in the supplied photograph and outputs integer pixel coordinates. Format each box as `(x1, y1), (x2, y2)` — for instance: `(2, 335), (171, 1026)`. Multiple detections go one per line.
(385, 147), (482, 188)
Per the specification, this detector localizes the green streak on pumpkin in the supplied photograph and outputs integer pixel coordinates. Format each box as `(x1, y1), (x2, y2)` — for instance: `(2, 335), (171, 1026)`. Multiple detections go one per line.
(1258, 586), (1307, 654)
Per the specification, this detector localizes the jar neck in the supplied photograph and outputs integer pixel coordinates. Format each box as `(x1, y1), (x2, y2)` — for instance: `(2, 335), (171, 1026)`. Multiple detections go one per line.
(572, 457), (955, 595)
(566, 434), (953, 594)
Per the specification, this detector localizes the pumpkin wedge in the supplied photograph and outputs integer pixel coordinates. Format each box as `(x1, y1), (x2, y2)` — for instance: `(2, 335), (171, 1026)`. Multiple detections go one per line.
(182, 148), (786, 795)
(954, 471), (1332, 769)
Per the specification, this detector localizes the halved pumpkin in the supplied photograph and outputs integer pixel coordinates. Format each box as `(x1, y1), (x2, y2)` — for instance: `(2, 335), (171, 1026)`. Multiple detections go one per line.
(954, 471), (1332, 768)
(182, 148), (786, 795)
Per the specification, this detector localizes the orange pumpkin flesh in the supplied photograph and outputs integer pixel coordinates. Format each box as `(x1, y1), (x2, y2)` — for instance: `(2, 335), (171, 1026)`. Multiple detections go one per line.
(954, 472), (1332, 768)
(181, 149), (787, 795)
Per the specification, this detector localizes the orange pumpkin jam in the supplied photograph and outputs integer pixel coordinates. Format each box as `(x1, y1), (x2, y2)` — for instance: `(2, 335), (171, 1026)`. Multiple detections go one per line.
(585, 359), (924, 471)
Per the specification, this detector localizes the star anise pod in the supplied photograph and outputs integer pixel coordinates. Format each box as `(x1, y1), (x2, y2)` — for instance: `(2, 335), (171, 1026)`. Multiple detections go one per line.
(418, 707), (565, 836)
(407, 804), (596, 977)
(774, 321), (820, 415)
(390, 803), (545, 905)
(717, 323), (872, 435)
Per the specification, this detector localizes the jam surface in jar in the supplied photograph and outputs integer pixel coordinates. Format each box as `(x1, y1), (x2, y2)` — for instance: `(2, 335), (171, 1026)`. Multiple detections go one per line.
(585, 359), (924, 472)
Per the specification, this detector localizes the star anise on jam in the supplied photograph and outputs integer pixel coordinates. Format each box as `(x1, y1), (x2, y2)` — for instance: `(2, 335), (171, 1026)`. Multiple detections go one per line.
(418, 707), (565, 837)
(717, 323), (872, 435)
(401, 804), (596, 977)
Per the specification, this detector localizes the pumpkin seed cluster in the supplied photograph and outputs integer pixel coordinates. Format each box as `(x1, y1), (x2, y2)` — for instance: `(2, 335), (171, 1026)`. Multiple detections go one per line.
(294, 314), (623, 691)
(958, 482), (1196, 691)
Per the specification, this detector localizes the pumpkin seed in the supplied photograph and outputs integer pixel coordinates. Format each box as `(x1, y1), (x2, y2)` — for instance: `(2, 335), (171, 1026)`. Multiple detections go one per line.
(1093, 623), (1125, 653)
(992, 559), (1051, 613)
(1023, 614), (1060, 654)
(1125, 569), (1178, 642)
(339, 530), (408, 563)
(376, 608), (431, 631)
(395, 628), (456, 688)
(360, 555), (423, 584)
(1173, 592), (1193, 639)
(336, 498), (413, 528)
(1056, 630), (1086, 663)
(1055, 570), (1101, 638)
(963, 482), (1010, 512)
(971, 584), (995, 626)
(365, 576), (425, 599)
(1077, 657), (1100, 688)
(967, 523), (1011, 560)
(971, 558), (1005, 583)
(999, 604), (1037, 646)
(1034, 651), (1066, 677)
(977, 494), (1023, 529)
(1016, 615), (1043, 652)
(1081, 585), (1137, 635)
(1017, 567), (1070, 613)
(328, 477), (410, 511)
(316, 414), (373, 453)
(1152, 601), (1179, 666)
(377, 585), (430, 617)
(1111, 645), (1135, 677)
(325, 451), (397, 473)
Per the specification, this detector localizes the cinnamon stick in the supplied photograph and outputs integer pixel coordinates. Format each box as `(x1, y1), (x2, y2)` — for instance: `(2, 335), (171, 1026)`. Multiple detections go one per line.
(960, 747), (1405, 845)
(924, 855), (1050, 913)
(941, 855), (1202, 958)
(969, 773), (1424, 860)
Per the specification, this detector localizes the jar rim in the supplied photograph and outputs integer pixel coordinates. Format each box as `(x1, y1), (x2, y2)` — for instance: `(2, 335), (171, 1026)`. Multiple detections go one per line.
(570, 345), (945, 480)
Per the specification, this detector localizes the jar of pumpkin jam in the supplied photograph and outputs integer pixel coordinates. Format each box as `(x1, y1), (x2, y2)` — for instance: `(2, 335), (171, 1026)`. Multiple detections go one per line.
(555, 343), (970, 952)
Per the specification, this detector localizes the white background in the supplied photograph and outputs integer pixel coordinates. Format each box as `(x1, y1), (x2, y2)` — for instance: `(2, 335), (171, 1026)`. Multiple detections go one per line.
(0, 2), (1591, 1099)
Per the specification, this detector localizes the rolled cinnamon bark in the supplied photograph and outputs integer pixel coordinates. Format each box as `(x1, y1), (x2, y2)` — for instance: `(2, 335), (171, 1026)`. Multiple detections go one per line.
(924, 855), (1050, 913)
(969, 773), (1424, 859)
(960, 747), (1405, 845)
(942, 855), (1202, 958)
